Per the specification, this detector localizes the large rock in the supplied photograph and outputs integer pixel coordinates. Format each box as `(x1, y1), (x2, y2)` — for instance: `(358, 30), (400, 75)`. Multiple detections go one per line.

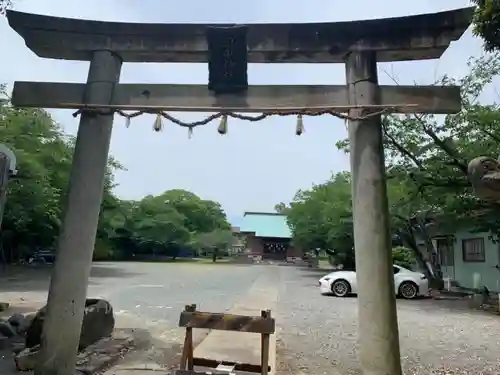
(25, 298), (115, 351)
(8, 312), (34, 335)
(8, 313), (26, 328)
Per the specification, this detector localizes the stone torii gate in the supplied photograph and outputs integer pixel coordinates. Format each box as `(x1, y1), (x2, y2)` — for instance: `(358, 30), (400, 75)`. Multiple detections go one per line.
(7, 7), (472, 375)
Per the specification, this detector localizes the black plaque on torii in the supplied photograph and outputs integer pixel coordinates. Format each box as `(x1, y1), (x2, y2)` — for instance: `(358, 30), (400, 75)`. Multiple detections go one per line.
(206, 25), (249, 95)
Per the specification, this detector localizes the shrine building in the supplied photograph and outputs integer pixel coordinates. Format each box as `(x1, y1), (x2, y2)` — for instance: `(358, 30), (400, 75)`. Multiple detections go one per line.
(239, 212), (301, 261)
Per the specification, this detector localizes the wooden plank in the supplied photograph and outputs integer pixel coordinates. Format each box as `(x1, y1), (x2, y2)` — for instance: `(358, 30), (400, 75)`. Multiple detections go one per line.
(178, 311), (276, 334)
(7, 8), (473, 63)
(192, 357), (270, 373)
(11, 82), (462, 114)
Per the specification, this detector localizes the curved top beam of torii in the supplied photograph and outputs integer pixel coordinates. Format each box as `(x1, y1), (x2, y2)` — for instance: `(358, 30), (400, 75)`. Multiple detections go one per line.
(7, 7), (473, 63)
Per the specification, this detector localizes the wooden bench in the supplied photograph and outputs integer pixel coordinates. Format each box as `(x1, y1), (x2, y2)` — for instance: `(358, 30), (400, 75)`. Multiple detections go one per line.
(175, 304), (275, 375)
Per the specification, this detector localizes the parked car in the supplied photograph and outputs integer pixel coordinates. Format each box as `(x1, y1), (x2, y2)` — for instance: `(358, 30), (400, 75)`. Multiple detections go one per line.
(26, 250), (56, 265)
(318, 264), (428, 299)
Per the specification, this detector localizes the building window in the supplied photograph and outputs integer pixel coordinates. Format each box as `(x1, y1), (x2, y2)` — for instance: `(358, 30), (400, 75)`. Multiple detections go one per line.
(462, 238), (485, 262)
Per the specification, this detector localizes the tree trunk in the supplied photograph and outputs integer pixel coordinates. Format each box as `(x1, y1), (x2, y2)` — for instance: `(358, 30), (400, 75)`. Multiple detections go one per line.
(397, 221), (443, 289)
(414, 219), (443, 280)
(212, 249), (217, 263)
(171, 245), (180, 260)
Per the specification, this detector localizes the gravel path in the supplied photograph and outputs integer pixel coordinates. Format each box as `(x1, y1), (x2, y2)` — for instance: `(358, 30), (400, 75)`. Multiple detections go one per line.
(275, 266), (500, 375)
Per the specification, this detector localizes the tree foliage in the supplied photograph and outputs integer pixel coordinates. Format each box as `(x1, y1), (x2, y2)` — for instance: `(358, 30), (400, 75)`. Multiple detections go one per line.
(277, 172), (355, 268)
(278, 172), (417, 271)
(392, 247), (416, 270)
(0, 0), (11, 14)
(191, 229), (233, 262)
(109, 190), (230, 260)
(472, 0), (500, 53)
(0, 87), (231, 262)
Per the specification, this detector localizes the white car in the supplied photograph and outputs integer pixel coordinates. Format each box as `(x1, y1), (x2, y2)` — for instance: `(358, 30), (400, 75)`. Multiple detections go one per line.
(318, 265), (429, 299)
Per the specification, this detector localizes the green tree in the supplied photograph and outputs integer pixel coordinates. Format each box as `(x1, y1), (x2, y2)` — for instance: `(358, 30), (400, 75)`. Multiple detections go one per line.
(159, 189), (230, 233)
(278, 172), (419, 271)
(105, 190), (231, 261)
(0, 88), (122, 261)
(0, 93), (231, 262)
(0, 0), (12, 14)
(191, 229), (233, 262)
(472, 0), (500, 52)
(278, 172), (356, 269)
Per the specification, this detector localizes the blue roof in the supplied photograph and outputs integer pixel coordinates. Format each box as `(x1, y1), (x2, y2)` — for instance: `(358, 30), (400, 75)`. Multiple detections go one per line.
(239, 212), (292, 239)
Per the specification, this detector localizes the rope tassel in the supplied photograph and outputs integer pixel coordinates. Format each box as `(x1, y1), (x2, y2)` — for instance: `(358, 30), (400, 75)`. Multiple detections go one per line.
(153, 113), (163, 132)
(295, 114), (304, 136)
(218, 114), (228, 134)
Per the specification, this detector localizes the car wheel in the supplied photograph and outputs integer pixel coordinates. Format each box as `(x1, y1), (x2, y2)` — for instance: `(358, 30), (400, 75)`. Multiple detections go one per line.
(331, 280), (351, 297)
(399, 281), (418, 299)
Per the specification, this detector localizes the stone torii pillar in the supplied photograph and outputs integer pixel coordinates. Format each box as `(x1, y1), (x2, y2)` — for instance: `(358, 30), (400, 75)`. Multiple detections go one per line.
(6, 7), (472, 375)
(346, 51), (403, 374)
(37, 51), (121, 375)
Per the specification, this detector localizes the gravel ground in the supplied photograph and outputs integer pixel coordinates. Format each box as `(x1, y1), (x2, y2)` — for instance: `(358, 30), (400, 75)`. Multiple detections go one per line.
(274, 266), (500, 375)
(89, 261), (266, 362)
(6, 262), (500, 374)
(1, 262), (265, 371)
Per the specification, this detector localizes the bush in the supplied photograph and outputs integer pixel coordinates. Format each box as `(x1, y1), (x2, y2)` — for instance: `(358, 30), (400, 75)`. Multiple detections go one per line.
(392, 247), (416, 270)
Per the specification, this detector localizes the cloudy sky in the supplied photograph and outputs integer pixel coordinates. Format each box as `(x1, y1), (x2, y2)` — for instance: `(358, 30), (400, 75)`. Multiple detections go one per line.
(0, 0), (482, 224)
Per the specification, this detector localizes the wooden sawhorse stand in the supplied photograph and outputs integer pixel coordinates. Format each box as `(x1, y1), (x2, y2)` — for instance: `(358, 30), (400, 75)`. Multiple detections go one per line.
(174, 304), (275, 375)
